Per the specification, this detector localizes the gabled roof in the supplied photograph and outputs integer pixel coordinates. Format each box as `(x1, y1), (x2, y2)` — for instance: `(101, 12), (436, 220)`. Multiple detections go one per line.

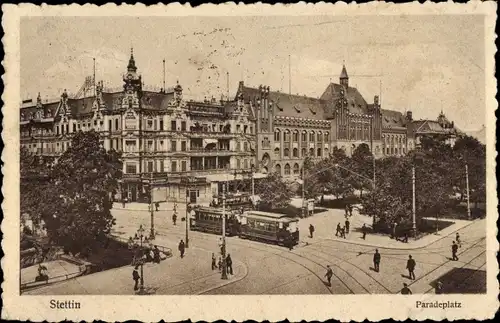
(320, 83), (370, 115)
(412, 119), (457, 135)
(381, 109), (406, 128)
(239, 85), (327, 120)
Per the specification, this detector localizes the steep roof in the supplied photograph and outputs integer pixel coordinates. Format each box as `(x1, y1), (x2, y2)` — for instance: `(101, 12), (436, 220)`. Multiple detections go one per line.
(239, 85), (327, 120)
(381, 109), (406, 129)
(320, 83), (370, 115)
(340, 65), (349, 79)
(412, 119), (458, 135)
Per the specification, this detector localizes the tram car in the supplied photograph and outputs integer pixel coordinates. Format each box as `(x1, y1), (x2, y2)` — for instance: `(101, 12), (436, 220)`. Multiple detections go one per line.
(190, 206), (241, 236)
(211, 192), (255, 212)
(239, 211), (300, 246)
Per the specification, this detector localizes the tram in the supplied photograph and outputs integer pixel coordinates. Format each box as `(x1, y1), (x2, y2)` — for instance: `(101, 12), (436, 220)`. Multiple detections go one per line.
(190, 206), (241, 236)
(239, 211), (300, 246)
(211, 192), (255, 212)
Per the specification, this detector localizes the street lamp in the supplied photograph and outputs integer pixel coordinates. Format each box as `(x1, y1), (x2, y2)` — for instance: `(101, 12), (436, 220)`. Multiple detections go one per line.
(149, 173), (155, 240)
(185, 177), (190, 248)
(221, 182), (228, 280)
(136, 224), (145, 294)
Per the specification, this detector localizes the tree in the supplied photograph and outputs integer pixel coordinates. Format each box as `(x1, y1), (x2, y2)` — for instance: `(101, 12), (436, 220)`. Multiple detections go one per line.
(255, 171), (294, 210)
(350, 143), (374, 197)
(27, 131), (123, 256)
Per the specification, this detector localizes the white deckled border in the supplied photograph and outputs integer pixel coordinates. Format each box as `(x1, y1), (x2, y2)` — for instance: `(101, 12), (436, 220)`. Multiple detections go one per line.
(1, 2), (498, 322)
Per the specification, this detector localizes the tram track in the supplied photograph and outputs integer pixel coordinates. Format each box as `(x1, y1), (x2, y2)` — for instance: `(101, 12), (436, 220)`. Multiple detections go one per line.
(303, 244), (392, 294)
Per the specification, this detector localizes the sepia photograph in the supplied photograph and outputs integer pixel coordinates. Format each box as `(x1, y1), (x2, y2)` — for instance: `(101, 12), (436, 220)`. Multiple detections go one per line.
(2, 2), (498, 322)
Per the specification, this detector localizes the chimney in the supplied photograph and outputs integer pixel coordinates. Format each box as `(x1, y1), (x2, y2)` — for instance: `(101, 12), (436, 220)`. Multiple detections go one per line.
(406, 111), (413, 121)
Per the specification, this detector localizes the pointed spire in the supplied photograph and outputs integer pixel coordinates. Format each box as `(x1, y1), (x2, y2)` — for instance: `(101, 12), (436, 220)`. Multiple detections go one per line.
(127, 47), (137, 72)
(340, 64), (348, 79)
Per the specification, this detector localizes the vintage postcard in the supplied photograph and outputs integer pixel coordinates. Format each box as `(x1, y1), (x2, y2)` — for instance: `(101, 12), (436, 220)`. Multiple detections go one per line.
(1, 2), (498, 321)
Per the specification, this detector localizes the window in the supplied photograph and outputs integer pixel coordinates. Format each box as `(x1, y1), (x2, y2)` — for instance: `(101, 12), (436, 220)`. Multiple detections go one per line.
(317, 148), (322, 157)
(293, 148), (298, 157)
(317, 133), (322, 141)
(284, 164), (291, 175)
(181, 161), (187, 172)
(171, 140), (177, 152)
(61, 125), (64, 135)
(274, 148), (280, 158)
(293, 163), (300, 175)
(324, 132), (329, 142)
(171, 161), (177, 172)
(147, 161), (154, 173)
(181, 141), (187, 151)
(236, 159), (241, 169)
(293, 132), (299, 142)
(301, 148), (306, 157)
(275, 164), (281, 175)
(115, 119), (119, 130)
(284, 148), (290, 157)
(237, 142), (241, 151)
(250, 126), (253, 134)
(108, 120), (112, 132)
(301, 132), (307, 142)
(236, 125), (241, 133)
(244, 159), (248, 169)
(244, 142), (248, 151)
(244, 125), (248, 133)
(309, 148), (314, 156)
(125, 140), (136, 152)
(126, 163), (137, 174)
(73, 124), (76, 132)
(171, 120), (177, 131)
(159, 119), (164, 131)
(160, 160), (164, 172)
(147, 140), (153, 152)
(284, 131), (290, 142)
(309, 132), (314, 142)
(274, 130), (280, 141)
(181, 121), (187, 131)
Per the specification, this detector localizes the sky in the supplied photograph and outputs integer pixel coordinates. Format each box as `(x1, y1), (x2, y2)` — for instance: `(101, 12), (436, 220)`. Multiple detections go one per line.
(20, 15), (485, 131)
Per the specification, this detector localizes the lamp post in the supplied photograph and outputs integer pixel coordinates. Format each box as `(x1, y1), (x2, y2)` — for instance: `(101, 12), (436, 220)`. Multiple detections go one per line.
(149, 173), (155, 240)
(301, 167), (306, 218)
(185, 177), (190, 248)
(221, 182), (228, 280)
(251, 164), (255, 197)
(136, 224), (145, 294)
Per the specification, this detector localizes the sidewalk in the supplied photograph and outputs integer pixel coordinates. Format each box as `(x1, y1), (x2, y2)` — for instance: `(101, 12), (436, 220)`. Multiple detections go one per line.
(299, 207), (478, 250)
(23, 245), (247, 295)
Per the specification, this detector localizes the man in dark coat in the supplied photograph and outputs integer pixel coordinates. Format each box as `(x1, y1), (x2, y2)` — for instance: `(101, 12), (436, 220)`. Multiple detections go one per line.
(335, 223), (341, 237)
(132, 266), (140, 291)
(345, 219), (350, 234)
(325, 265), (333, 286)
(309, 224), (315, 238)
(155, 202), (160, 211)
(226, 254), (233, 275)
(401, 283), (412, 295)
(172, 212), (177, 225)
(178, 239), (185, 258)
(373, 249), (381, 272)
(452, 241), (459, 261)
(406, 255), (416, 280)
(212, 253), (217, 270)
(362, 223), (367, 240)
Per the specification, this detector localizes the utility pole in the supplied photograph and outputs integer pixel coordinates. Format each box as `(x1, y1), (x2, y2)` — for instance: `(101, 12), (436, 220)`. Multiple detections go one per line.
(301, 167), (306, 218)
(465, 163), (471, 220)
(221, 182), (228, 280)
(251, 165), (255, 197)
(373, 155), (376, 188)
(412, 164), (416, 238)
(185, 177), (190, 248)
(150, 172), (155, 240)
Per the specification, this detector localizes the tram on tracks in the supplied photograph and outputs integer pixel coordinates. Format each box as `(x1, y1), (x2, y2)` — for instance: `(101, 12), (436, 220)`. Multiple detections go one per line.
(239, 211), (300, 247)
(190, 206), (241, 236)
(211, 192), (255, 212)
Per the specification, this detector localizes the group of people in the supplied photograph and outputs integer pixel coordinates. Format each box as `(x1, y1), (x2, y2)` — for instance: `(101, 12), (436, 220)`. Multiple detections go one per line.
(335, 218), (350, 239)
(211, 252), (234, 275)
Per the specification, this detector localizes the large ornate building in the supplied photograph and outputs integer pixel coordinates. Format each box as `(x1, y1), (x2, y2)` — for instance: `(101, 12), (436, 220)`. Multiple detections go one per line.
(20, 50), (255, 204)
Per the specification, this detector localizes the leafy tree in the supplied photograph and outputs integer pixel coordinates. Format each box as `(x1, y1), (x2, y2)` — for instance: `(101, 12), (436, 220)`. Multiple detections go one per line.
(21, 131), (123, 256)
(350, 143), (374, 197)
(255, 171), (294, 210)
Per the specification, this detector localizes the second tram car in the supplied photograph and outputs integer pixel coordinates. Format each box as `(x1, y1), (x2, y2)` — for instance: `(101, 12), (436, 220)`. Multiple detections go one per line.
(239, 211), (300, 246)
(190, 206), (240, 236)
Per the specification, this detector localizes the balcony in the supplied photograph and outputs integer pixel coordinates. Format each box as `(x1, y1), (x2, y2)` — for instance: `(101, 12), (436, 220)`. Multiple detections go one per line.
(187, 131), (235, 139)
(188, 147), (235, 156)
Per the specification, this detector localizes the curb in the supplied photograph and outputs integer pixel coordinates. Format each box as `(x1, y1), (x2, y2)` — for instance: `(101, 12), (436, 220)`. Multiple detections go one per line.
(197, 261), (249, 295)
(319, 219), (479, 251)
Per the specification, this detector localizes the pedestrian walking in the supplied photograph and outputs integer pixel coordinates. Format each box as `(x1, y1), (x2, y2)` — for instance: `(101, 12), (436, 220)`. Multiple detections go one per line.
(211, 253), (217, 270)
(402, 232), (409, 243)
(218, 257), (222, 272)
(406, 255), (416, 280)
(335, 223), (341, 237)
(132, 266), (140, 291)
(178, 239), (185, 258)
(226, 254), (233, 275)
(345, 219), (350, 234)
(373, 249), (381, 272)
(172, 212), (177, 225)
(122, 198), (126, 208)
(361, 223), (367, 240)
(348, 204), (353, 216)
(340, 226), (346, 239)
(153, 245), (161, 264)
(325, 265), (333, 286)
(155, 202), (160, 212)
(309, 224), (315, 238)
(400, 283), (412, 295)
(435, 281), (444, 294)
(456, 232), (461, 248)
(452, 241), (459, 261)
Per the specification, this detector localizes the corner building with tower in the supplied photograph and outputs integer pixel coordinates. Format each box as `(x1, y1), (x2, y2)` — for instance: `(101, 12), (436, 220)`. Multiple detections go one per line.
(20, 51), (461, 203)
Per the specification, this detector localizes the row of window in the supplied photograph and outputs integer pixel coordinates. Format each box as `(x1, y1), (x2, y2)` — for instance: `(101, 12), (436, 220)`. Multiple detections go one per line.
(274, 147), (326, 159)
(125, 157), (252, 174)
(274, 163), (301, 176)
(274, 130), (330, 143)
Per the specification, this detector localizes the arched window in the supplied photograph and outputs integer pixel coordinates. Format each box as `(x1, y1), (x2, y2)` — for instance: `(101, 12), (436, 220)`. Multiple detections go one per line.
(324, 148), (328, 156)
(292, 131), (299, 142)
(293, 148), (298, 157)
(284, 148), (290, 157)
(284, 163), (291, 175)
(301, 148), (306, 157)
(274, 129), (280, 141)
(274, 147), (280, 158)
(284, 130), (290, 142)
(317, 148), (322, 157)
(309, 131), (315, 142)
(309, 148), (314, 156)
(244, 142), (248, 151)
(317, 131), (322, 142)
(301, 131), (307, 142)
(293, 163), (300, 175)
(324, 132), (329, 142)
(274, 164), (281, 175)
(244, 159), (248, 169)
